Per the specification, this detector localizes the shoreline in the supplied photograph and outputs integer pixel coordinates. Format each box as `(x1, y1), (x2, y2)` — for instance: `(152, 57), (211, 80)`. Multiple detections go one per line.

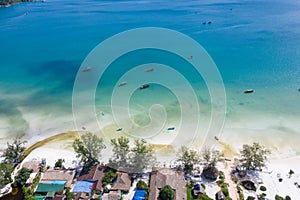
(19, 128), (300, 166)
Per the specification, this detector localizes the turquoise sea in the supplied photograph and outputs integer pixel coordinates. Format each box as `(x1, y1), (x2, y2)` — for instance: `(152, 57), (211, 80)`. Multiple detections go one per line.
(0, 0), (300, 153)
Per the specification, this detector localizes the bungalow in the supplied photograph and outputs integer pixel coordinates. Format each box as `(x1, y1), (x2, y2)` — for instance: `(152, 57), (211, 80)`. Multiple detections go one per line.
(77, 164), (106, 191)
(239, 177), (259, 191)
(107, 172), (131, 198)
(73, 164), (106, 200)
(110, 172), (131, 193)
(40, 169), (75, 188)
(148, 168), (186, 200)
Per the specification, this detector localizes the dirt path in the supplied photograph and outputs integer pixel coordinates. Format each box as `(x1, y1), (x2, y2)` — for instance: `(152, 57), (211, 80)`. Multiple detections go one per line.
(223, 161), (239, 200)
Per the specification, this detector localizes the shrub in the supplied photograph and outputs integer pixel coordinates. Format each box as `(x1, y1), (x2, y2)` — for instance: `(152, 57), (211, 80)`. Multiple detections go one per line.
(14, 167), (33, 187)
(196, 194), (213, 200)
(137, 180), (148, 190)
(285, 196), (291, 200)
(237, 185), (244, 200)
(288, 169), (294, 178)
(260, 185), (267, 191)
(233, 176), (239, 183)
(186, 183), (193, 200)
(216, 180), (223, 185)
(201, 183), (206, 189)
(219, 171), (225, 180)
(221, 186), (229, 197)
(102, 169), (116, 186)
(65, 187), (75, 200)
(54, 159), (65, 169)
(246, 196), (255, 200)
(257, 193), (266, 200)
(275, 194), (284, 200)
(159, 185), (174, 200)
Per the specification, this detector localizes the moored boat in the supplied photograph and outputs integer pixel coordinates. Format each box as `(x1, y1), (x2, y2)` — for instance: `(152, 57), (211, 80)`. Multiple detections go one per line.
(244, 89), (254, 93)
(140, 84), (150, 89)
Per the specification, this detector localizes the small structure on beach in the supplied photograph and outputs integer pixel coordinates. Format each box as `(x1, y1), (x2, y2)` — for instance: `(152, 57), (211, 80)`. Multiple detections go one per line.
(148, 168), (186, 200)
(106, 172), (131, 200)
(239, 177), (258, 191)
(110, 172), (131, 194)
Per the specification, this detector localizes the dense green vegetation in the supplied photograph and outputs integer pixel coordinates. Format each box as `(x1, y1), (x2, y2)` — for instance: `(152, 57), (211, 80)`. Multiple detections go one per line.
(216, 171), (231, 199)
(237, 185), (244, 200)
(1, 136), (27, 165)
(186, 183), (193, 200)
(0, 162), (14, 188)
(109, 136), (156, 173)
(239, 142), (270, 170)
(72, 132), (105, 171)
(65, 187), (75, 200)
(259, 185), (267, 191)
(0, 137), (27, 188)
(177, 146), (200, 174)
(101, 169), (117, 187)
(137, 180), (148, 190)
(159, 185), (175, 200)
(54, 158), (65, 169)
(14, 168), (32, 187)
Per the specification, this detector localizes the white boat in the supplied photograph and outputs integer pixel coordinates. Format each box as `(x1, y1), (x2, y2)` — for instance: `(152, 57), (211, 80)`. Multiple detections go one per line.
(118, 82), (127, 87)
(81, 67), (92, 72)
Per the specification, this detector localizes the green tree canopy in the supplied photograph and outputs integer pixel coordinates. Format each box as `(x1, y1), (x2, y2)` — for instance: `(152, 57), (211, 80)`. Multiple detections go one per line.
(131, 139), (156, 173)
(176, 146), (200, 173)
(54, 159), (65, 169)
(65, 187), (75, 200)
(0, 162), (14, 188)
(72, 132), (105, 170)
(159, 185), (175, 200)
(1, 136), (27, 164)
(239, 142), (270, 170)
(109, 136), (156, 173)
(202, 147), (222, 168)
(14, 167), (32, 187)
(109, 136), (130, 170)
(137, 180), (148, 190)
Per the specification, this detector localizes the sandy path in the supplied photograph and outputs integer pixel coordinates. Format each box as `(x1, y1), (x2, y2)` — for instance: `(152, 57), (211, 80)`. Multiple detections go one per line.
(223, 161), (239, 200)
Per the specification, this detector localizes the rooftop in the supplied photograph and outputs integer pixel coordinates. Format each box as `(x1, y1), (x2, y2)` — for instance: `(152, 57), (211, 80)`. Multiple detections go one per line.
(77, 164), (106, 191)
(41, 169), (75, 188)
(149, 168), (186, 200)
(111, 172), (131, 192)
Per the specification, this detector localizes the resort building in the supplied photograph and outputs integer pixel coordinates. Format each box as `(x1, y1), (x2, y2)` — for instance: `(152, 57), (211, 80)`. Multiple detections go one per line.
(148, 168), (186, 200)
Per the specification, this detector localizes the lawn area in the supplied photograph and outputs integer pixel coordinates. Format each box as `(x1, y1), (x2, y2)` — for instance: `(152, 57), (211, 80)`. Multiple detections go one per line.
(187, 183), (193, 200)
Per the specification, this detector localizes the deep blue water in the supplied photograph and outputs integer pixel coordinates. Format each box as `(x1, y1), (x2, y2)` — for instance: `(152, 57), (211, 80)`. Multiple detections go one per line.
(0, 0), (300, 146)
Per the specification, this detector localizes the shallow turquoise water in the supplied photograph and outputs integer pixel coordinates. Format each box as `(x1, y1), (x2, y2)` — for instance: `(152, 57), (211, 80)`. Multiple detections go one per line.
(0, 0), (300, 150)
